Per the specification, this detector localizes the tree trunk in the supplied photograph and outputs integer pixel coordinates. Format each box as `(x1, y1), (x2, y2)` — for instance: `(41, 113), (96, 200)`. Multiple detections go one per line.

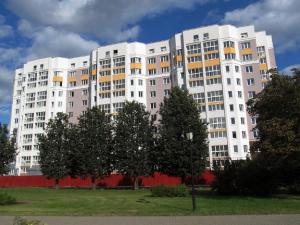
(133, 177), (139, 190)
(55, 178), (59, 189)
(91, 177), (97, 190)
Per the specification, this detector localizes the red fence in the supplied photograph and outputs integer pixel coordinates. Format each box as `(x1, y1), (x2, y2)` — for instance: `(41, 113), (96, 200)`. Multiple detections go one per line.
(0, 171), (215, 188)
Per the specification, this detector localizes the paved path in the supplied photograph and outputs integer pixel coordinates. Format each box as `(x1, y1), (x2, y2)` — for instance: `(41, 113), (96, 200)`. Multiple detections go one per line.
(1, 215), (300, 225)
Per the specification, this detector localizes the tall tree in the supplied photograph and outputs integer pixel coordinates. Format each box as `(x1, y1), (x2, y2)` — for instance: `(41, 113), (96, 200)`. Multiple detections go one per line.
(76, 106), (113, 190)
(158, 87), (208, 182)
(114, 101), (155, 190)
(38, 113), (70, 188)
(247, 69), (300, 154)
(0, 124), (16, 175)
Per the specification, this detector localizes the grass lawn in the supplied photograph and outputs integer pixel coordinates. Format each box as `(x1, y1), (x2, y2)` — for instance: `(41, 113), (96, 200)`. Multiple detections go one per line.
(0, 188), (299, 216)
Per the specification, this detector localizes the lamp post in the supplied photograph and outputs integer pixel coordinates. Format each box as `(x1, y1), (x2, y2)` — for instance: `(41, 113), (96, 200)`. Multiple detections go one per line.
(186, 132), (196, 211)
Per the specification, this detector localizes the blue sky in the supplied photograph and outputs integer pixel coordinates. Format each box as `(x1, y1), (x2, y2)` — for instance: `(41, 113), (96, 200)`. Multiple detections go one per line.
(0, 0), (299, 125)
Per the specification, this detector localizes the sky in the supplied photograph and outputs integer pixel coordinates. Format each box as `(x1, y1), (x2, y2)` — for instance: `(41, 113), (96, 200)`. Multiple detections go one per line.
(0, 0), (299, 125)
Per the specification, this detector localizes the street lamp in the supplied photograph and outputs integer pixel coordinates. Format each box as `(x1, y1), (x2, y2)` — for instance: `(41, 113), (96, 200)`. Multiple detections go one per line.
(186, 132), (196, 211)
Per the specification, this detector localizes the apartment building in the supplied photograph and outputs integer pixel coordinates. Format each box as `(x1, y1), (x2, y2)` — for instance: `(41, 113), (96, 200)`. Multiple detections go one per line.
(10, 24), (276, 175)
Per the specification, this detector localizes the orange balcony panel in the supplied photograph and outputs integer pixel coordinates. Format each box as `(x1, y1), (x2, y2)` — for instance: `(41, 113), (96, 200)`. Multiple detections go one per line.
(113, 66), (125, 70)
(241, 48), (253, 55)
(52, 76), (63, 82)
(68, 77), (76, 82)
(187, 62), (203, 70)
(92, 69), (97, 75)
(204, 59), (220, 67)
(175, 55), (183, 61)
(147, 63), (156, 70)
(259, 64), (268, 70)
(99, 67), (111, 72)
(160, 61), (170, 68)
(130, 63), (142, 69)
(188, 53), (201, 57)
(224, 47), (236, 54)
(113, 74), (125, 81)
(206, 75), (222, 80)
(98, 76), (111, 82)
(80, 74), (89, 80)
(189, 77), (204, 82)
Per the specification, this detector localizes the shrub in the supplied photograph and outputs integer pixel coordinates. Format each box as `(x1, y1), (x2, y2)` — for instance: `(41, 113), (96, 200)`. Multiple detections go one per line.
(13, 217), (47, 225)
(150, 185), (188, 197)
(0, 192), (16, 205)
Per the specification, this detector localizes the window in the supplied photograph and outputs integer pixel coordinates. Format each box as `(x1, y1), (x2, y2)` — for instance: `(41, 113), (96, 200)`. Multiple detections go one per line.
(226, 66), (230, 72)
(150, 91), (156, 98)
(247, 78), (255, 86)
(207, 90), (223, 102)
(138, 79), (143, 86)
(227, 78), (231, 85)
(243, 145), (249, 153)
(69, 102), (74, 108)
(241, 32), (248, 38)
(211, 145), (228, 157)
(149, 49), (155, 54)
(82, 89), (88, 96)
(161, 46), (167, 52)
(130, 57), (141, 63)
(238, 91), (242, 98)
(228, 91), (233, 98)
(242, 131), (247, 138)
(206, 77), (222, 85)
(205, 65), (221, 76)
(248, 91), (256, 98)
(210, 131), (227, 139)
(236, 78), (241, 85)
(113, 49), (118, 55)
(246, 66), (253, 73)
(203, 33), (209, 40)
(148, 57), (156, 64)
(208, 104), (224, 111)
(69, 91), (74, 97)
(229, 104), (234, 111)
(161, 67), (169, 74)
(160, 55), (169, 62)
(235, 65), (239, 72)
(113, 56), (125, 67)
(131, 69), (141, 75)
(131, 91), (134, 97)
(131, 80), (134, 86)
(241, 117), (245, 125)
(150, 80), (156, 86)
(241, 42), (251, 49)
(149, 69), (156, 75)
(251, 117), (257, 125)
(138, 91), (143, 97)
(186, 43), (201, 55)
(82, 100), (88, 106)
(189, 80), (204, 87)
(242, 54), (253, 61)
(239, 104), (244, 111)
(193, 34), (199, 41)
(209, 117), (226, 129)
(224, 41), (235, 48)
(81, 80), (88, 85)
(204, 53), (219, 60)
(192, 93), (205, 103)
(163, 78), (170, 84)
(187, 55), (202, 63)
(58, 101), (62, 107)
(232, 131), (237, 138)
(225, 53), (236, 60)
(164, 89), (170, 97)
(69, 112), (73, 117)
(203, 40), (218, 52)
(234, 145), (238, 153)
(260, 58), (267, 64)
(231, 118), (235, 124)
(150, 102), (157, 109)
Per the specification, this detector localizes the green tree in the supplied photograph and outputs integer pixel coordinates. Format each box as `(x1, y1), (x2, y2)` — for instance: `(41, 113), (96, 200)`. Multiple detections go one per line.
(247, 69), (300, 154)
(158, 87), (208, 182)
(0, 124), (16, 175)
(247, 69), (300, 189)
(76, 106), (113, 190)
(114, 101), (155, 190)
(38, 113), (70, 188)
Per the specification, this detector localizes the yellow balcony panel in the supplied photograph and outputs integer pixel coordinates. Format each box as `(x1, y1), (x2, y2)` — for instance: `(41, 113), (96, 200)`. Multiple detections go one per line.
(80, 74), (89, 80)
(259, 63), (268, 70)
(130, 63), (142, 69)
(175, 55), (183, 61)
(204, 59), (220, 67)
(189, 77), (204, 82)
(147, 63), (156, 70)
(187, 62), (203, 70)
(209, 128), (227, 132)
(160, 61), (170, 68)
(207, 101), (224, 105)
(98, 90), (111, 94)
(224, 47), (236, 54)
(206, 75), (222, 80)
(241, 48), (253, 55)
(52, 76), (63, 82)
(99, 67), (111, 72)
(68, 77), (76, 82)
(112, 74), (125, 80)
(204, 50), (219, 55)
(92, 69), (97, 75)
(98, 76), (111, 82)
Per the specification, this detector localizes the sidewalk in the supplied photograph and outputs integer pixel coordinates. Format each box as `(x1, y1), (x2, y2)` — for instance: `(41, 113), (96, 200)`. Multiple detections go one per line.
(1, 214), (300, 225)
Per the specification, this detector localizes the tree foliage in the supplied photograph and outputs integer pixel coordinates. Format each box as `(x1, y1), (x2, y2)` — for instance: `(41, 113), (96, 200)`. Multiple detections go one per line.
(114, 101), (155, 189)
(76, 106), (113, 189)
(157, 87), (208, 181)
(38, 113), (70, 188)
(248, 69), (300, 154)
(0, 123), (16, 175)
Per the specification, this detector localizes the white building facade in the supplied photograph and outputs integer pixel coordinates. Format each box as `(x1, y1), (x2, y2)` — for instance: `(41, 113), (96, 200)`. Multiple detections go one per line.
(10, 24), (276, 175)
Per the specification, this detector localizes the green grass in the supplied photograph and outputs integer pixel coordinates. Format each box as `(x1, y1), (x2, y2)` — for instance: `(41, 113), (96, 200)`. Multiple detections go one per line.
(0, 188), (299, 216)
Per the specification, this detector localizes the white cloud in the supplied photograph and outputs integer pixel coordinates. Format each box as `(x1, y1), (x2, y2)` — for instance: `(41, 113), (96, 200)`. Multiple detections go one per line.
(222, 0), (300, 53)
(281, 64), (300, 76)
(7, 0), (211, 42)
(25, 26), (99, 60)
(0, 14), (13, 38)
